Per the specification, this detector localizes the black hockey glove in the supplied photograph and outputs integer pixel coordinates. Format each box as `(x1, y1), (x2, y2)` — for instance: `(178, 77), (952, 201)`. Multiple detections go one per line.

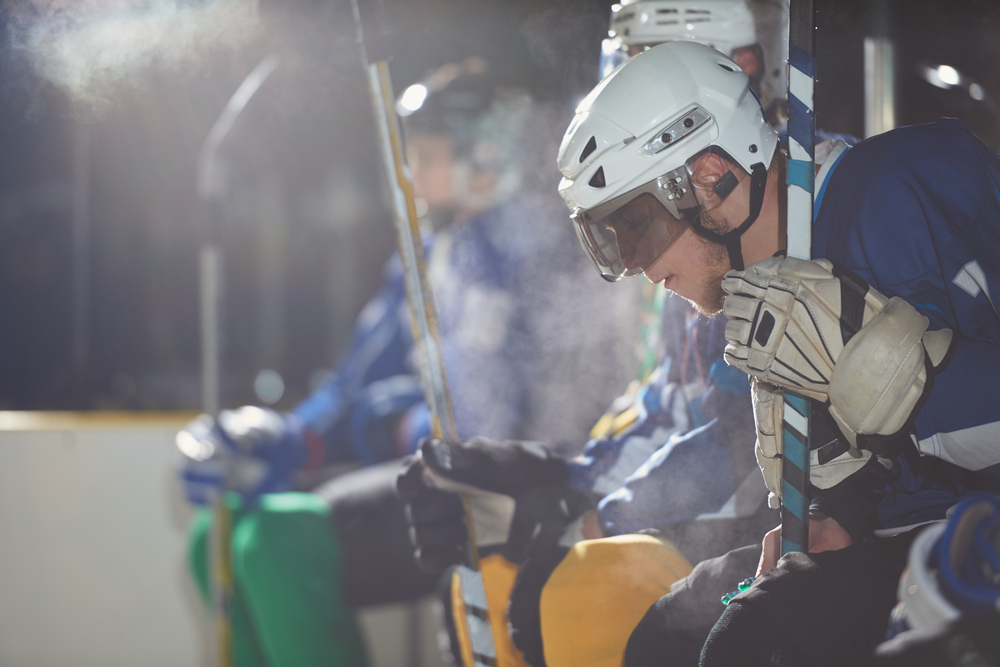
(396, 437), (595, 572)
(396, 455), (469, 573)
(421, 436), (595, 563)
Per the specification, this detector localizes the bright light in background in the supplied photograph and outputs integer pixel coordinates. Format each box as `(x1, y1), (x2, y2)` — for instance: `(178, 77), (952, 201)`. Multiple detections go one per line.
(396, 83), (428, 117)
(254, 369), (285, 404)
(919, 63), (986, 102)
(921, 63), (956, 89)
(937, 65), (960, 86)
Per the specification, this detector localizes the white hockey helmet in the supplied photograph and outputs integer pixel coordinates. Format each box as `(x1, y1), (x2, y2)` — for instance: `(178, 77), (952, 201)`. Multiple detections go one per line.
(600, 0), (758, 80)
(557, 40), (778, 280)
(600, 0), (789, 123)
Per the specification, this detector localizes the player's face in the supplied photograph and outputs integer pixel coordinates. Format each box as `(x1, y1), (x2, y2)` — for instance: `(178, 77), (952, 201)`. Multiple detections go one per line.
(407, 134), (455, 211)
(642, 153), (752, 313)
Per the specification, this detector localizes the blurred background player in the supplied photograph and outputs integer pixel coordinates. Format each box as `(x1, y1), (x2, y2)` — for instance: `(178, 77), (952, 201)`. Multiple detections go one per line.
(600, 0), (787, 125)
(177, 38), (643, 667)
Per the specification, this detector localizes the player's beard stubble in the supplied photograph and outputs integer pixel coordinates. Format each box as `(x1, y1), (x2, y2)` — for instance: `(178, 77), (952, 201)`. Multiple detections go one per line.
(690, 212), (731, 317)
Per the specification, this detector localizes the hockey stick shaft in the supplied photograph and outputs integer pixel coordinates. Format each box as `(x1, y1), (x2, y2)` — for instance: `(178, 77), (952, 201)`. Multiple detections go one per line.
(781, 0), (816, 556)
(350, 3), (502, 664)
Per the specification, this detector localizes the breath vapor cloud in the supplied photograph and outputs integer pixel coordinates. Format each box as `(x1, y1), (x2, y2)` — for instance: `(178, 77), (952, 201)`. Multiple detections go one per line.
(6, 0), (261, 108)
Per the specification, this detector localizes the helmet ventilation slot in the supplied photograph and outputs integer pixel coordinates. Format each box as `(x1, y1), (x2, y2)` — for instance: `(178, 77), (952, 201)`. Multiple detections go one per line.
(588, 167), (607, 188)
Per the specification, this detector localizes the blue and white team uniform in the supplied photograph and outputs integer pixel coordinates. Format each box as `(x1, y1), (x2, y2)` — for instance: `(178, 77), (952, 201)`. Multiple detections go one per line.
(812, 119), (1000, 529)
(567, 120), (1000, 556)
(625, 121), (1000, 667)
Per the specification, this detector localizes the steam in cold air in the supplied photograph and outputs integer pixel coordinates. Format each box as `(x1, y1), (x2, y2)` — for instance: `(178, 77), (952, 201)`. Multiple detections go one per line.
(5, 0), (261, 107)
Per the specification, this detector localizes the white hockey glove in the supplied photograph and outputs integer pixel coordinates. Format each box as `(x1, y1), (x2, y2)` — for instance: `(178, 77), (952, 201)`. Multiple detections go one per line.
(723, 256), (953, 452)
(750, 379), (784, 510)
(751, 379), (890, 509)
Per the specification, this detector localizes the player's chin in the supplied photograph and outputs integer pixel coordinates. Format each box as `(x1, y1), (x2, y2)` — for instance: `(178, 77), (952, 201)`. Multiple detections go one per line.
(691, 278), (727, 317)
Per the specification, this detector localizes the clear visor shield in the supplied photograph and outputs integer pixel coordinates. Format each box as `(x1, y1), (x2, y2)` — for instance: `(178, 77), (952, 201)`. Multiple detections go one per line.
(571, 148), (744, 281)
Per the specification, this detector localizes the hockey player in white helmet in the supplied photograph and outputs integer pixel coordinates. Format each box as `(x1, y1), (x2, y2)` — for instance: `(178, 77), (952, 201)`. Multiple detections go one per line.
(556, 39), (1000, 667)
(600, 0), (788, 123)
(561, 39), (779, 290)
(396, 6), (802, 667)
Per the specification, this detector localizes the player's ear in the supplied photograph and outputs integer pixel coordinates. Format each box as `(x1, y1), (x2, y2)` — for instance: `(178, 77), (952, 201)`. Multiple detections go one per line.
(689, 151), (730, 188)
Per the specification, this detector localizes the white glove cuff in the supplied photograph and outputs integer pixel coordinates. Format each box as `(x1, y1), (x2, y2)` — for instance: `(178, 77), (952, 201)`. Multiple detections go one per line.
(751, 380), (785, 508)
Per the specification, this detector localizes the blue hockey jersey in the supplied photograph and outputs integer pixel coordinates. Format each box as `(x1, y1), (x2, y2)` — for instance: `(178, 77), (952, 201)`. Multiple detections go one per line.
(813, 119), (1000, 528)
(815, 119), (1000, 480)
(292, 249), (419, 466)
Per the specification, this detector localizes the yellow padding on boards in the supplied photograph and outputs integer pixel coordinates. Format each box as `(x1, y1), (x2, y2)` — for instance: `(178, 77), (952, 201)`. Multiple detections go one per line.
(450, 554), (530, 667)
(540, 535), (693, 667)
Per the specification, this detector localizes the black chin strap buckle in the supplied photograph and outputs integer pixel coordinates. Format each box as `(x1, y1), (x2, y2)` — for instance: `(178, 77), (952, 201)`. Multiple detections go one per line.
(713, 170), (739, 201)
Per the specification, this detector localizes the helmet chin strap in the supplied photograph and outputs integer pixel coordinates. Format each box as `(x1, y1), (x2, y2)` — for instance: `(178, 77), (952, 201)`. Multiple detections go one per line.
(686, 162), (767, 271)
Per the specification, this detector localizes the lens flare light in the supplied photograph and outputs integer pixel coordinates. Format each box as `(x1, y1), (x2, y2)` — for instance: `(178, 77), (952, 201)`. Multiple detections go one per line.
(397, 84), (428, 116)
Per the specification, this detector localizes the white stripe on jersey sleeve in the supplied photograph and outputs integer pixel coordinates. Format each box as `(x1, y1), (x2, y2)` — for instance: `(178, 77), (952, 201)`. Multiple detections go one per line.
(917, 421), (1000, 472)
